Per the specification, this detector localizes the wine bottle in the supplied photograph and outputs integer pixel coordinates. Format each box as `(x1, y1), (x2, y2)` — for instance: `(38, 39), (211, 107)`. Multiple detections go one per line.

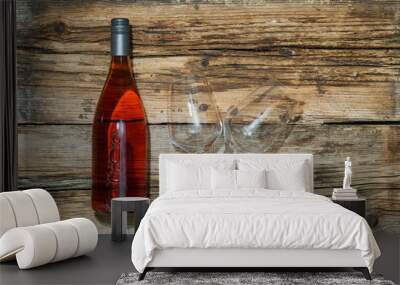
(92, 18), (148, 213)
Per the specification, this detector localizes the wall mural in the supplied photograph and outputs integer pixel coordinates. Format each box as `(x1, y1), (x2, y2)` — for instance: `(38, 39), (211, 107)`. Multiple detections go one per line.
(15, 1), (399, 233)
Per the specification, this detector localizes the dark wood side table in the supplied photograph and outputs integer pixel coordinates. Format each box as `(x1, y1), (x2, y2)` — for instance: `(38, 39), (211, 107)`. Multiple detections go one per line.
(332, 197), (366, 218)
(111, 197), (150, 242)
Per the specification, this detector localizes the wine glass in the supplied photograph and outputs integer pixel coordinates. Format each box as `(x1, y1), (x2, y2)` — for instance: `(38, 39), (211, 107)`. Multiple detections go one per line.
(223, 79), (299, 153)
(168, 72), (223, 153)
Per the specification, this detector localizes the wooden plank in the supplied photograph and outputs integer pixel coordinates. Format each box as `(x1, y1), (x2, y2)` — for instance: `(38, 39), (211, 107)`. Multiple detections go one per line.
(18, 123), (400, 232)
(50, 188), (400, 234)
(17, 125), (92, 191)
(49, 189), (139, 234)
(18, 124), (400, 194)
(17, 124), (175, 194)
(366, 189), (400, 233)
(16, 51), (400, 124)
(16, 0), (400, 124)
(16, 0), (400, 56)
(50, 189), (112, 234)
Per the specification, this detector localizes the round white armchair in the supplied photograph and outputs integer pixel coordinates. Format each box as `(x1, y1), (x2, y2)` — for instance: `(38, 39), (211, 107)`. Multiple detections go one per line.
(0, 189), (98, 269)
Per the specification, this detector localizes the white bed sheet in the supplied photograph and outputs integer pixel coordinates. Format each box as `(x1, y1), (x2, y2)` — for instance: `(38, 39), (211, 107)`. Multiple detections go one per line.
(131, 190), (380, 273)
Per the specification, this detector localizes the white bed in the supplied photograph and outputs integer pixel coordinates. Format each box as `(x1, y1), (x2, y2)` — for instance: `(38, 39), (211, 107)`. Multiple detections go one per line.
(131, 154), (380, 280)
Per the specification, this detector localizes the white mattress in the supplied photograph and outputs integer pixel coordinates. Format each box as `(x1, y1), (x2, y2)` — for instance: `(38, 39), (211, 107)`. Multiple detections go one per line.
(131, 190), (380, 273)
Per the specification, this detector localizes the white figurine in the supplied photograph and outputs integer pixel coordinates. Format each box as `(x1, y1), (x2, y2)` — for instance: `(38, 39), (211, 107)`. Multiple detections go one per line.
(343, 157), (352, 189)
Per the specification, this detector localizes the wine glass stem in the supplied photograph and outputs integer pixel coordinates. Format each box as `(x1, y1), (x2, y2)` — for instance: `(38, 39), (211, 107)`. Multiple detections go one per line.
(223, 118), (233, 153)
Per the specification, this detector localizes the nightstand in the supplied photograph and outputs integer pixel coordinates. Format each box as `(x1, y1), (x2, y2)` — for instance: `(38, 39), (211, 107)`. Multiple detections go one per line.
(332, 197), (366, 218)
(111, 197), (150, 242)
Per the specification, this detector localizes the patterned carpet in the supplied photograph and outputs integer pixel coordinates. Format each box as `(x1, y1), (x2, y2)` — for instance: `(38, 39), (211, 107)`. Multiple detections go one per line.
(116, 271), (396, 285)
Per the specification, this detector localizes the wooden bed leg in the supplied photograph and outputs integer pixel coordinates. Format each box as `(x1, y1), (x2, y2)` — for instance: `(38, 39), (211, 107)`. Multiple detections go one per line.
(354, 267), (371, 280)
(138, 268), (148, 281)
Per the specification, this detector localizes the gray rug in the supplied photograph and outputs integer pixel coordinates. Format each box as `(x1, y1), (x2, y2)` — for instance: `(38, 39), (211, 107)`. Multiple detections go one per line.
(116, 272), (396, 285)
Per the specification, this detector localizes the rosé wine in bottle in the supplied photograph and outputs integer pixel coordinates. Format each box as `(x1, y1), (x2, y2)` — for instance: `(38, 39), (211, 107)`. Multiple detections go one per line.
(92, 18), (148, 213)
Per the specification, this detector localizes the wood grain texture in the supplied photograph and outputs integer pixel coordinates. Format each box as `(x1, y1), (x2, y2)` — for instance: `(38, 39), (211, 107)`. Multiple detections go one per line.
(16, 0), (400, 233)
(50, 188), (400, 234)
(16, 51), (400, 124)
(18, 124), (400, 196)
(51, 189), (143, 234)
(17, 125), (174, 194)
(50, 189), (111, 234)
(18, 124), (400, 232)
(16, 0), (400, 55)
(16, 0), (400, 124)
(50, 189), (400, 234)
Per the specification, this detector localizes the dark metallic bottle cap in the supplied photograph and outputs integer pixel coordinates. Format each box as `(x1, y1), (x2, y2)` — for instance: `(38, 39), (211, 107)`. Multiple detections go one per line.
(111, 18), (130, 56)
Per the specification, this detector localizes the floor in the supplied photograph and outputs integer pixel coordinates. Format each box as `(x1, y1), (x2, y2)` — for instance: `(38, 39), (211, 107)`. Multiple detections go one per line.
(1, 232), (399, 285)
(374, 231), (400, 284)
(0, 235), (134, 285)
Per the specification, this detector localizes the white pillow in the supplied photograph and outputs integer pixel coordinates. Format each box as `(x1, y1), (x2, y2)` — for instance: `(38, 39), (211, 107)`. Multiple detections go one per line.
(238, 159), (309, 192)
(166, 159), (236, 192)
(236, 169), (267, 189)
(267, 161), (308, 191)
(211, 169), (267, 191)
(211, 168), (236, 190)
(167, 162), (210, 191)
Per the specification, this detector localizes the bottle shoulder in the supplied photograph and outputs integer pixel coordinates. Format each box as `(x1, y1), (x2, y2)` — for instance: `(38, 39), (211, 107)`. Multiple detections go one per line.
(94, 56), (145, 121)
(95, 85), (145, 121)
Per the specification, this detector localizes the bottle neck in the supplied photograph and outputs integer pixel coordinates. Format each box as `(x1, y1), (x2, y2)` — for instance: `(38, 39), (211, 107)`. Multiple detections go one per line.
(108, 56), (134, 82)
(111, 30), (130, 56)
(110, 56), (131, 69)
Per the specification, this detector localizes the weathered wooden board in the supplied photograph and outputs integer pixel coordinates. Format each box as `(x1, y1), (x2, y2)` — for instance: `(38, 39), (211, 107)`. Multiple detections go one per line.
(18, 124), (400, 194)
(16, 0), (400, 124)
(18, 123), (400, 232)
(17, 125), (174, 193)
(50, 189), (132, 234)
(50, 189), (400, 234)
(16, 51), (400, 124)
(16, 0), (400, 55)
(50, 189), (111, 234)
(366, 189), (400, 233)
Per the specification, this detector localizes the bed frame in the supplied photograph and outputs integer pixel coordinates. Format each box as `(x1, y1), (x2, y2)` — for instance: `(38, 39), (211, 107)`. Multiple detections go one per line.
(139, 154), (371, 280)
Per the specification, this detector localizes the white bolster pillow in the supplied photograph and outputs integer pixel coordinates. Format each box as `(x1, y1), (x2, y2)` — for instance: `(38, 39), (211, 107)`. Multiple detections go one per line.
(0, 191), (40, 227)
(23, 189), (60, 224)
(0, 196), (17, 237)
(0, 218), (98, 269)
(64, 218), (98, 257)
(0, 225), (57, 267)
(0, 189), (60, 238)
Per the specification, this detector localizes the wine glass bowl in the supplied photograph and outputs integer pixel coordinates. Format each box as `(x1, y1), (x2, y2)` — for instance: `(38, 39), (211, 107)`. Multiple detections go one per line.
(224, 80), (298, 153)
(168, 73), (222, 153)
